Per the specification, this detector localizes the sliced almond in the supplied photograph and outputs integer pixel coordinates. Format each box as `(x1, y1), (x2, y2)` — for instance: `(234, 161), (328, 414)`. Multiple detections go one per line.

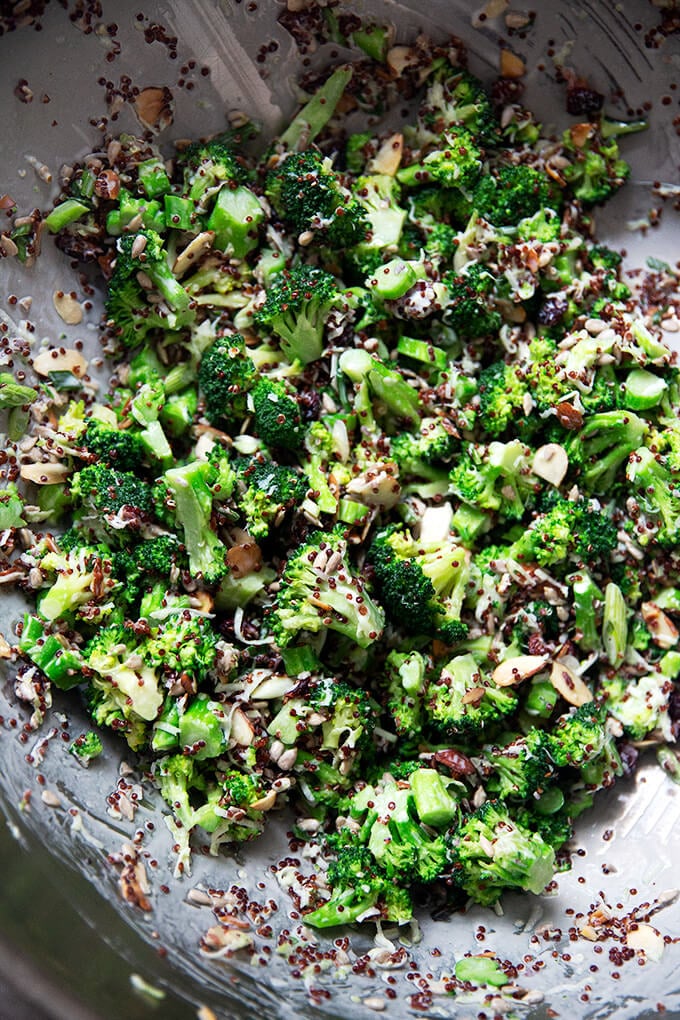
(483, 0), (509, 16)
(625, 923), (664, 961)
(500, 49), (526, 78)
(0, 633), (11, 658)
(641, 602), (679, 649)
(250, 790), (277, 812)
(386, 45), (419, 76)
(134, 86), (174, 133)
(533, 444), (569, 487)
(173, 230), (214, 277)
(368, 133), (403, 177)
(53, 290), (83, 325)
(569, 122), (595, 149)
(192, 591), (214, 613)
(33, 347), (88, 377)
(20, 461), (71, 484)
(461, 686), (486, 705)
(226, 542), (262, 578)
(550, 660), (593, 706)
(229, 706), (254, 746)
(492, 655), (548, 687)
(0, 234), (19, 258)
(579, 924), (599, 942)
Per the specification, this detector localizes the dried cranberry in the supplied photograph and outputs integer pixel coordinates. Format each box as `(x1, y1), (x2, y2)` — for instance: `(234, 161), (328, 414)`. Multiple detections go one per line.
(566, 86), (604, 117)
(538, 293), (568, 326)
(618, 742), (639, 777)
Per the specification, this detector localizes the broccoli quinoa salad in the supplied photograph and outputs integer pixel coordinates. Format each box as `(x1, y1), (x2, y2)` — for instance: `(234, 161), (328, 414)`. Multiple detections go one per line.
(3, 20), (680, 1011)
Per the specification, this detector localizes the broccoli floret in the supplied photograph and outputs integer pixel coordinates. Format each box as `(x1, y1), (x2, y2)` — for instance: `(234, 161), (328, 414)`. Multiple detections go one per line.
(417, 66), (500, 148)
(338, 348), (422, 430)
(451, 800), (556, 906)
(145, 611), (218, 685)
(162, 461), (228, 583)
(561, 125), (630, 205)
(548, 704), (609, 768)
(250, 377), (303, 450)
(472, 164), (561, 227)
(112, 229), (192, 315)
(390, 417), (457, 479)
(349, 775), (453, 884)
(369, 526), (470, 643)
(481, 730), (555, 801)
(442, 265), (502, 339)
(179, 135), (245, 207)
(135, 534), (184, 577)
(68, 731), (103, 765)
(304, 846), (412, 929)
(269, 526), (385, 649)
(382, 649), (428, 737)
(253, 265), (341, 366)
(105, 278), (187, 349)
(198, 333), (257, 425)
(626, 445), (680, 547)
(265, 149), (368, 248)
(449, 440), (538, 521)
(509, 496), (617, 568)
(268, 677), (375, 770)
(81, 418), (143, 470)
(34, 543), (121, 623)
(567, 410), (648, 493)
(84, 624), (163, 739)
(427, 654), (518, 736)
(397, 126), (483, 191)
(71, 464), (153, 532)
(602, 672), (674, 741)
(476, 361), (528, 436)
(234, 456), (306, 538)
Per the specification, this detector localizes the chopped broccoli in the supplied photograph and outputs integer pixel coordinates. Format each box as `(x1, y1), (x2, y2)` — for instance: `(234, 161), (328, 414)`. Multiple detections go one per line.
(251, 377), (303, 450)
(451, 800), (556, 906)
(370, 525), (470, 643)
(269, 527), (385, 649)
(198, 333), (257, 425)
(253, 264), (341, 366)
(472, 164), (561, 227)
(68, 731), (103, 765)
(427, 654), (518, 736)
(265, 149), (368, 248)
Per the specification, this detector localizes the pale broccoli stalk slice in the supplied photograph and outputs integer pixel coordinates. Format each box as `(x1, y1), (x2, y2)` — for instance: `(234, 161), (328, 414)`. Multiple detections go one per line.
(269, 527), (385, 649)
(163, 461), (228, 584)
(602, 673), (674, 741)
(206, 185), (265, 257)
(452, 801), (556, 906)
(85, 627), (163, 723)
(382, 649), (428, 736)
(602, 582), (628, 669)
(339, 348), (421, 429)
(278, 66), (353, 151)
(568, 571), (603, 652)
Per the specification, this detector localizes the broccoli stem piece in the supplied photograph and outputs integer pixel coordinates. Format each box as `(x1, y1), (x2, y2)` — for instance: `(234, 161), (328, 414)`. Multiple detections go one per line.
(279, 66), (353, 150)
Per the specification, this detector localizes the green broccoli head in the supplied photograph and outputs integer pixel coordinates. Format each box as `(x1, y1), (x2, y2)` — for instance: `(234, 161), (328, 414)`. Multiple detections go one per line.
(369, 525), (470, 643)
(81, 419), (143, 470)
(427, 654), (518, 737)
(265, 149), (368, 248)
(269, 526), (385, 649)
(251, 377), (303, 451)
(472, 164), (561, 227)
(234, 456), (307, 538)
(561, 125), (630, 205)
(198, 333), (257, 425)
(417, 66), (500, 148)
(451, 800), (556, 906)
(112, 229), (192, 314)
(253, 264), (341, 366)
(179, 135), (246, 206)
